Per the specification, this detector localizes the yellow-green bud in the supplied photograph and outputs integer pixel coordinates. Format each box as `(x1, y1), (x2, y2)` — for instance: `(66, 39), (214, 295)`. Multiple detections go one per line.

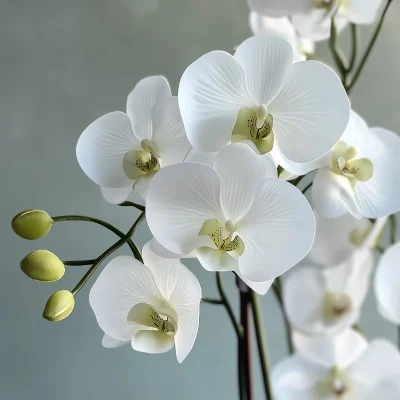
(12, 209), (53, 240)
(43, 290), (75, 322)
(20, 250), (65, 282)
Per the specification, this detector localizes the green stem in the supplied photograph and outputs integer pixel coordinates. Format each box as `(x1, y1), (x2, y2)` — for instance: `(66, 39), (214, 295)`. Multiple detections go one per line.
(216, 272), (243, 338)
(71, 212), (145, 296)
(375, 244), (385, 254)
(347, 24), (359, 73)
(390, 214), (398, 244)
(346, 0), (394, 93)
(329, 18), (348, 82)
(52, 215), (142, 261)
(63, 260), (97, 266)
(201, 297), (223, 305)
(302, 181), (313, 195)
(250, 290), (274, 400)
(118, 201), (146, 212)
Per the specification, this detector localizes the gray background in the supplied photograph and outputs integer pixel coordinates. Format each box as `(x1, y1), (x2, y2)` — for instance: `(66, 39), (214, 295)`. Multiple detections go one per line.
(1, 1), (399, 399)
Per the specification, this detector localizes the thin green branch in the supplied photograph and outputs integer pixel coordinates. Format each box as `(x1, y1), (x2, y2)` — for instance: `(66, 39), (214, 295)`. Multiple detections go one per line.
(346, 0), (394, 93)
(71, 212), (145, 296)
(329, 18), (348, 82)
(250, 290), (274, 400)
(63, 259), (97, 266)
(201, 297), (223, 305)
(390, 214), (398, 244)
(302, 181), (313, 195)
(118, 201), (146, 212)
(347, 24), (359, 73)
(216, 272), (243, 339)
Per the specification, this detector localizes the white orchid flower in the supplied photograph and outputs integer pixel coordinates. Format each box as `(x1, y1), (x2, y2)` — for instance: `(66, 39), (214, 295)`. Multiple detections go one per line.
(249, 11), (315, 60)
(374, 241), (400, 325)
(307, 213), (387, 266)
(178, 35), (349, 170)
(249, 0), (384, 42)
(76, 76), (191, 203)
(312, 111), (400, 219)
(284, 248), (373, 335)
(146, 143), (315, 284)
(273, 329), (400, 399)
(89, 242), (202, 363)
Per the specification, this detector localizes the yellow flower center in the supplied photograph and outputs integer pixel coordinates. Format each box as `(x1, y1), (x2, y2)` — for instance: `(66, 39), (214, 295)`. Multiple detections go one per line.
(323, 291), (352, 324)
(232, 106), (274, 155)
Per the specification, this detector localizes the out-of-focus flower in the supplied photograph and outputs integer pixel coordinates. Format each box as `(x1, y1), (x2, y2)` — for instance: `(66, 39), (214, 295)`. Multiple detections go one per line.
(178, 35), (349, 170)
(273, 329), (400, 399)
(147, 143), (315, 286)
(374, 241), (400, 325)
(312, 111), (400, 219)
(89, 243), (201, 363)
(284, 248), (373, 335)
(76, 76), (190, 203)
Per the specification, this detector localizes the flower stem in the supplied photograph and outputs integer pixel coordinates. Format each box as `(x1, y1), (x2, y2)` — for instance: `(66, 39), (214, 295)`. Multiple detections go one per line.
(250, 290), (274, 400)
(52, 215), (142, 261)
(329, 18), (348, 82)
(118, 201), (146, 212)
(63, 259), (97, 266)
(390, 214), (398, 244)
(201, 297), (223, 305)
(347, 24), (359, 74)
(346, 0), (394, 93)
(71, 212), (145, 296)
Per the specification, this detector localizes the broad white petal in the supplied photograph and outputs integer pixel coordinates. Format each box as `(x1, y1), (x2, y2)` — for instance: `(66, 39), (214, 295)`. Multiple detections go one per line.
(284, 267), (326, 334)
(146, 162), (223, 254)
(374, 242), (400, 325)
(312, 168), (351, 218)
(89, 256), (162, 341)
(102, 334), (129, 349)
(272, 355), (326, 400)
(249, 12), (297, 42)
(131, 330), (175, 354)
(293, 329), (368, 370)
(101, 185), (133, 204)
(248, 0), (312, 18)
(238, 179), (315, 282)
(234, 36), (293, 105)
(178, 51), (254, 152)
(76, 112), (140, 188)
(195, 247), (239, 272)
(340, 0), (383, 24)
(184, 148), (218, 167)
(134, 172), (155, 201)
(269, 61), (349, 163)
(238, 274), (274, 295)
(127, 76), (171, 141)
(151, 96), (191, 166)
(214, 143), (277, 221)
(142, 243), (202, 362)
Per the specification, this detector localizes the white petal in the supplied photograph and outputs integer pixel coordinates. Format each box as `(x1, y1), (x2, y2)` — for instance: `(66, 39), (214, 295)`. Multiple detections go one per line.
(131, 330), (175, 354)
(76, 112), (140, 188)
(283, 267), (326, 334)
(234, 36), (293, 105)
(127, 76), (171, 141)
(238, 274), (274, 295)
(307, 212), (371, 266)
(101, 185), (134, 204)
(134, 172), (155, 201)
(374, 242), (400, 325)
(151, 96), (191, 166)
(293, 329), (368, 370)
(184, 148), (218, 167)
(269, 61), (350, 163)
(89, 256), (162, 341)
(272, 355), (326, 400)
(102, 334), (129, 349)
(238, 179), (315, 282)
(141, 243), (202, 362)
(312, 168), (352, 218)
(146, 162), (223, 254)
(178, 51), (254, 152)
(213, 143), (277, 221)
(195, 247), (239, 272)
(248, 0), (312, 18)
(340, 0), (383, 24)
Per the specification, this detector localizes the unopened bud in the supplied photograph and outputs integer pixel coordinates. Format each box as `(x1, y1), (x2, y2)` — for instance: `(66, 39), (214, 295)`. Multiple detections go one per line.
(20, 250), (65, 282)
(43, 290), (75, 322)
(12, 209), (53, 240)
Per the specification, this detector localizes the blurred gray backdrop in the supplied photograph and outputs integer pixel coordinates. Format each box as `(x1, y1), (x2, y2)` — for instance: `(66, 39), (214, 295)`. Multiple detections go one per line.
(1, 1), (400, 399)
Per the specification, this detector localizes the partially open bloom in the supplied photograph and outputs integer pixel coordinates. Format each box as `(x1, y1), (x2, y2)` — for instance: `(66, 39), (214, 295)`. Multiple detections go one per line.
(76, 76), (190, 203)
(273, 329), (400, 399)
(89, 243), (201, 362)
(147, 143), (315, 284)
(249, 0), (384, 41)
(284, 248), (373, 335)
(313, 111), (400, 219)
(374, 241), (400, 325)
(178, 35), (349, 170)
(307, 213), (386, 266)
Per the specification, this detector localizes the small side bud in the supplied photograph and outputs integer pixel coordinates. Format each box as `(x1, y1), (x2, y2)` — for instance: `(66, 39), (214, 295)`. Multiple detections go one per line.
(43, 290), (75, 322)
(20, 250), (65, 282)
(12, 209), (53, 240)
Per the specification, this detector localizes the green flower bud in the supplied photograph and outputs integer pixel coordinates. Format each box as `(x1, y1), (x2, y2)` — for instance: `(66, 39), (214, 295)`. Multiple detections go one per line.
(43, 290), (75, 322)
(12, 209), (53, 240)
(20, 250), (65, 282)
